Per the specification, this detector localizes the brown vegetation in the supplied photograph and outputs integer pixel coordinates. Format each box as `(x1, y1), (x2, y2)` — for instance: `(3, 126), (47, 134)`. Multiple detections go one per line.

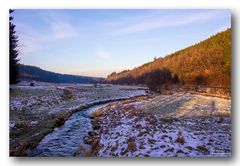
(107, 29), (231, 88)
(61, 89), (74, 100)
(175, 131), (185, 145)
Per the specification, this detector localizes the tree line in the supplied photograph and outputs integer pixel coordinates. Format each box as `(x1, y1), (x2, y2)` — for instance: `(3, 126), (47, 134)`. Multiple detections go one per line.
(108, 68), (178, 92)
(19, 64), (104, 84)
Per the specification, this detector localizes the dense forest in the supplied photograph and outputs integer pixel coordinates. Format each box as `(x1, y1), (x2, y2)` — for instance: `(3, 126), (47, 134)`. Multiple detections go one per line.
(107, 28), (231, 89)
(19, 64), (104, 84)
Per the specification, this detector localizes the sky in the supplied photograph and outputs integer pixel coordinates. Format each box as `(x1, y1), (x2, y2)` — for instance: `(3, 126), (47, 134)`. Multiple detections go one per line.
(13, 9), (231, 77)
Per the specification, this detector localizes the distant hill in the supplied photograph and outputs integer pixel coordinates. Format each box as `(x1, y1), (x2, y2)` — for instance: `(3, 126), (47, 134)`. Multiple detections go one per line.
(107, 28), (231, 87)
(18, 64), (105, 84)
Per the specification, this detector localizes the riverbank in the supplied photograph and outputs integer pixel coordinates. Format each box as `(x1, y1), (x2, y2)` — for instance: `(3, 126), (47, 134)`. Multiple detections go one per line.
(9, 82), (147, 156)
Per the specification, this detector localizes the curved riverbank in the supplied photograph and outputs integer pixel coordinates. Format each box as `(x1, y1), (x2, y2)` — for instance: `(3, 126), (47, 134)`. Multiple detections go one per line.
(10, 83), (148, 156)
(27, 95), (148, 156)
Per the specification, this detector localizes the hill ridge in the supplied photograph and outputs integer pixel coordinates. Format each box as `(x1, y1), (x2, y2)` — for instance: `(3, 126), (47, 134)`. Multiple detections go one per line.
(19, 64), (104, 83)
(107, 28), (231, 87)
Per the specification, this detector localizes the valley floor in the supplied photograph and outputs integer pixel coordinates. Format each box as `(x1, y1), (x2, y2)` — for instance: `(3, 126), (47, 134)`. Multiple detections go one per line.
(9, 82), (231, 157)
(88, 93), (231, 157)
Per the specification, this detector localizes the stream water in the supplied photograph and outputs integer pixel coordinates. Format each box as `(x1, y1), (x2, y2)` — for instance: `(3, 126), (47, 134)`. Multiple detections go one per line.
(29, 103), (109, 157)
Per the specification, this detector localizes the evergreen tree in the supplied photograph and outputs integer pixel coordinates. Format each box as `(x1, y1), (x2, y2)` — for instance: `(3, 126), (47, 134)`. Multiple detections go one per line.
(9, 9), (20, 84)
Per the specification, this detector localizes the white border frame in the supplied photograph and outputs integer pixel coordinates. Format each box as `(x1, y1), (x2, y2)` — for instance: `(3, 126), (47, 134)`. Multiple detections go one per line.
(0, 0), (239, 165)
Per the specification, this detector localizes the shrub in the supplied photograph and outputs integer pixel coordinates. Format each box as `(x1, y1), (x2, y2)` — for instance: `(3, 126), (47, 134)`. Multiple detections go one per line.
(175, 131), (185, 145)
(61, 89), (73, 100)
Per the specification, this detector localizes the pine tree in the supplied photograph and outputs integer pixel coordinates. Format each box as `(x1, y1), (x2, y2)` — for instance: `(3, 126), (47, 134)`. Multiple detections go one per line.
(9, 9), (20, 84)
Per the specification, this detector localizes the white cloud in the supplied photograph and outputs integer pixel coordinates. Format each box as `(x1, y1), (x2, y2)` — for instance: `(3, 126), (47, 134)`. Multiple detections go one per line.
(16, 12), (79, 55)
(40, 11), (78, 39)
(15, 23), (42, 54)
(96, 49), (111, 60)
(19, 36), (41, 54)
(112, 10), (229, 35)
(50, 21), (78, 39)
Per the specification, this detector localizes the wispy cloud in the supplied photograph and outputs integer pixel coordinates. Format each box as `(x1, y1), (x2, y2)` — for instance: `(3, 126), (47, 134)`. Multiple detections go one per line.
(50, 21), (78, 39)
(111, 10), (230, 35)
(16, 11), (79, 54)
(42, 11), (79, 39)
(96, 48), (111, 60)
(15, 23), (43, 54)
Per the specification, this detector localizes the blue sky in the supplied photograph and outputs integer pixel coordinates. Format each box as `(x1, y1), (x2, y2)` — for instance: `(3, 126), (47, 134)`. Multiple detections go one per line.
(13, 9), (231, 77)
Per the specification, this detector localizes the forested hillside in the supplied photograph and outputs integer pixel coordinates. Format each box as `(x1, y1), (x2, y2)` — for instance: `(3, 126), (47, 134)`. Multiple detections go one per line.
(107, 28), (231, 88)
(19, 64), (104, 83)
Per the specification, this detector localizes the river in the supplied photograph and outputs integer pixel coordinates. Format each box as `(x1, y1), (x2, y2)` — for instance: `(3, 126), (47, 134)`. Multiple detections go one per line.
(29, 103), (109, 156)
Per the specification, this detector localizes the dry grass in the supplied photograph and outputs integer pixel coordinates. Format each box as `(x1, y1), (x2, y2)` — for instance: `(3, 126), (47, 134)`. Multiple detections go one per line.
(127, 142), (137, 153)
(92, 109), (102, 117)
(10, 113), (71, 156)
(164, 147), (175, 153)
(175, 131), (185, 145)
(74, 145), (93, 157)
(196, 145), (209, 152)
(61, 89), (74, 100)
(10, 127), (53, 156)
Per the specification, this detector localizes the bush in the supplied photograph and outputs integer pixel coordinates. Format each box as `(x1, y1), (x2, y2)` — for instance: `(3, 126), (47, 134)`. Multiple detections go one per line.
(61, 89), (73, 100)
(175, 131), (185, 145)
(30, 82), (35, 86)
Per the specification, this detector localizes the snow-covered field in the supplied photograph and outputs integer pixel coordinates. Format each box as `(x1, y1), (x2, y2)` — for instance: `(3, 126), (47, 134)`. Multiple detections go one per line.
(9, 82), (231, 157)
(89, 93), (231, 157)
(10, 82), (147, 115)
(9, 82), (147, 156)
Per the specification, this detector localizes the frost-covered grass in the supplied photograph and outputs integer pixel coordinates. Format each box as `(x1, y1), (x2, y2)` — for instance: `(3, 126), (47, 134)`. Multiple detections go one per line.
(9, 82), (147, 156)
(90, 94), (231, 157)
(10, 82), (231, 157)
